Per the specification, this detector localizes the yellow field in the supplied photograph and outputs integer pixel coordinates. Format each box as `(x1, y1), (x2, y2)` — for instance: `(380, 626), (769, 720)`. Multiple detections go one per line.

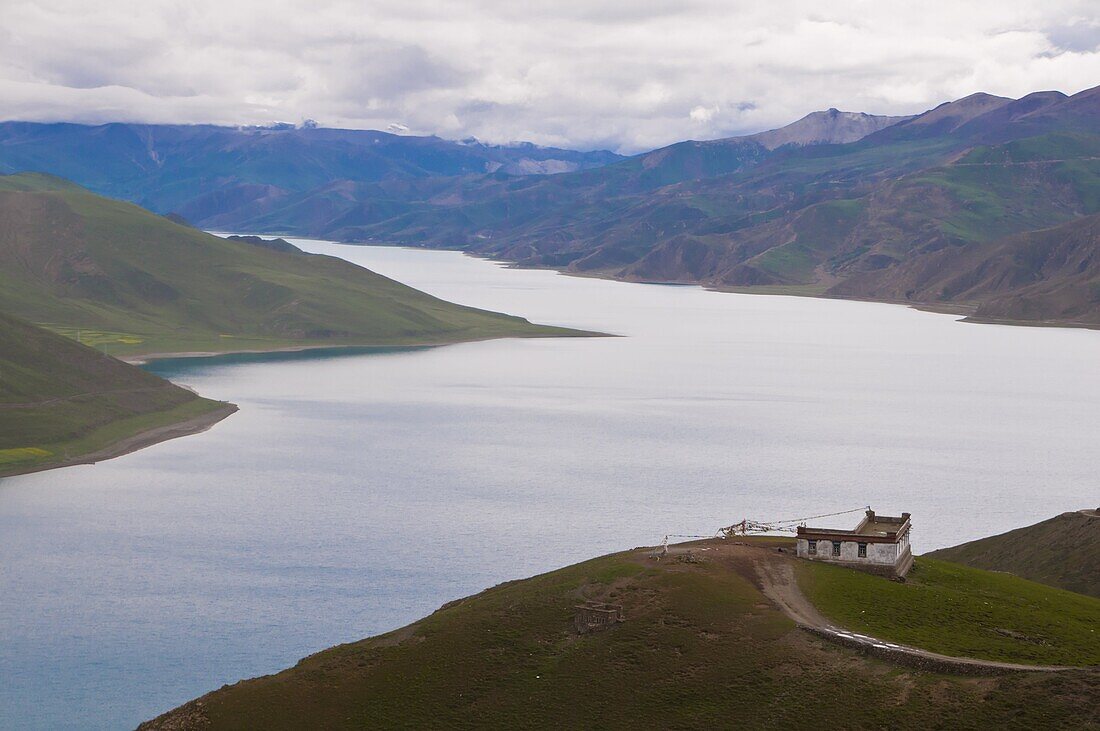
(41, 325), (145, 348)
(0, 447), (52, 465)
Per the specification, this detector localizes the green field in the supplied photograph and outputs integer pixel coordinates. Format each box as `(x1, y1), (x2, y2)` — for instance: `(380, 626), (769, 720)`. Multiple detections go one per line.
(143, 545), (1100, 730)
(797, 557), (1100, 666)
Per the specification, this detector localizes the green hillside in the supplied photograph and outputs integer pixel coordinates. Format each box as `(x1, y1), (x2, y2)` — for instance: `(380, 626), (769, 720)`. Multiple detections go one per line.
(0, 310), (231, 477)
(798, 557), (1100, 665)
(928, 512), (1100, 598)
(141, 540), (1100, 730)
(0, 173), (587, 357)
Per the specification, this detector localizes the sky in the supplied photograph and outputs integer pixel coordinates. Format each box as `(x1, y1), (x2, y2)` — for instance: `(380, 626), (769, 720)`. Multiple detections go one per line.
(3, 0), (1099, 153)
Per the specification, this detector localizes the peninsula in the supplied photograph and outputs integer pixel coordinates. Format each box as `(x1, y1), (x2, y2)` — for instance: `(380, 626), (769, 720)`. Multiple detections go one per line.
(142, 514), (1100, 729)
(0, 173), (594, 476)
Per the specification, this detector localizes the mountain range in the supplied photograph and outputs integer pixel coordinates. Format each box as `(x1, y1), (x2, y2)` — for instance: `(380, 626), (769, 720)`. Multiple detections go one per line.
(2, 86), (1099, 327)
(0, 122), (621, 227)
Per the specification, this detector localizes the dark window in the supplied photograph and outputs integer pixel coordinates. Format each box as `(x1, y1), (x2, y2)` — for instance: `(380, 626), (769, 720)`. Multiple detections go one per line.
(807, 540), (816, 555)
(858, 542), (868, 558)
(832, 541), (841, 556)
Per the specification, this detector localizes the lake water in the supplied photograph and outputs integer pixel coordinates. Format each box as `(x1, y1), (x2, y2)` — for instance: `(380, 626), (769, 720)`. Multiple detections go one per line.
(2, 241), (1098, 729)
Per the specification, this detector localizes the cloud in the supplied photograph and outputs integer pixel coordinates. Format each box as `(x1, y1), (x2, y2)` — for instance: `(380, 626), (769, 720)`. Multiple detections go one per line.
(690, 105), (719, 123)
(2, 0), (1099, 153)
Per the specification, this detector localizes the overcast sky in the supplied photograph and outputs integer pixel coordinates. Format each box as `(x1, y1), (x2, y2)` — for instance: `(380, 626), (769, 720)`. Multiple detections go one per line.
(3, 0), (1099, 153)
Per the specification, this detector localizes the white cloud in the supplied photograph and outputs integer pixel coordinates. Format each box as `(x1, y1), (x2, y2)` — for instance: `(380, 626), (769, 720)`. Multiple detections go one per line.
(2, 0), (1099, 153)
(690, 105), (719, 123)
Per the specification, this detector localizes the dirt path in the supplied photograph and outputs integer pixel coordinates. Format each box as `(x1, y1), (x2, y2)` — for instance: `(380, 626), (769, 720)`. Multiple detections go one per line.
(698, 541), (1075, 674)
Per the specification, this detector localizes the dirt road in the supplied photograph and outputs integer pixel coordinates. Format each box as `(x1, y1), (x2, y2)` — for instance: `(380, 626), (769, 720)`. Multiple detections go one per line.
(680, 540), (1075, 674)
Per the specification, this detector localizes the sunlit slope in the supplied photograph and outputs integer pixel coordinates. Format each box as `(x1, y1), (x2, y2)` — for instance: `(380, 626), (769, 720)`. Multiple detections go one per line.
(798, 557), (1100, 665)
(0, 173), (586, 356)
(142, 544), (1099, 730)
(928, 512), (1100, 598)
(0, 310), (228, 476)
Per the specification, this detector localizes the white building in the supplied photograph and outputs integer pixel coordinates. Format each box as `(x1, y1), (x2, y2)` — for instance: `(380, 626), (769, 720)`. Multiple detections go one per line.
(795, 509), (913, 577)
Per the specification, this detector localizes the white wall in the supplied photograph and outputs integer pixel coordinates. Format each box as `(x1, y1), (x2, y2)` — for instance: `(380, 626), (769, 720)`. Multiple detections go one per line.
(796, 537), (898, 566)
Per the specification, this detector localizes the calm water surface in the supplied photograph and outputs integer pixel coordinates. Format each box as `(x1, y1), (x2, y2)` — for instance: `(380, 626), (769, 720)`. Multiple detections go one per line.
(2, 241), (1098, 729)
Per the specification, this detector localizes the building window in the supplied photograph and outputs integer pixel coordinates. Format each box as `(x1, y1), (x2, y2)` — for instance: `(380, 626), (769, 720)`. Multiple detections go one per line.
(858, 542), (867, 558)
(832, 541), (841, 557)
(807, 540), (817, 555)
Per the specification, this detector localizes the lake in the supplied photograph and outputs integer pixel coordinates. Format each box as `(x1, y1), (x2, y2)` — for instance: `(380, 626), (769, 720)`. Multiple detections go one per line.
(2, 240), (1098, 729)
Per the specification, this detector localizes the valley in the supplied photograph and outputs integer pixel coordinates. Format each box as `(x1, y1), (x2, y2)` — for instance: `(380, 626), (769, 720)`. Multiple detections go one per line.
(4, 6), (1099, 731)
(3, 243), (1097, 730)
(8, 87), (1097, 329)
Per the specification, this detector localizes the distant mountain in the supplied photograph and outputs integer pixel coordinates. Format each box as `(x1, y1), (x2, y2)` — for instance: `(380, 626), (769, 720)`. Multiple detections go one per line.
(928, 511), (1100, 598)
(0, 172), (587, 357)
(240, 85), (1098, 328)
(831, 213), (1100, 326)
(0, 122), (622, 223)
(0, 310), (231, 477)
(5, 88), (1098, 328)
(747, 108), (911, 149)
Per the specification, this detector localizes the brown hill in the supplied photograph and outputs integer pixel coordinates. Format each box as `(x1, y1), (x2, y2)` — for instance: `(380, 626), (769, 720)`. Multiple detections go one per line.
(928, 511), (1100, 598)
(831, 213), (1100, 326)
(140, 540), (1100, 730)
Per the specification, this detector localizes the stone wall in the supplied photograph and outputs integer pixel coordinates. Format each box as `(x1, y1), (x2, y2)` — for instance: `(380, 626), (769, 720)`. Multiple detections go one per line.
(799, 625), (1048, 676)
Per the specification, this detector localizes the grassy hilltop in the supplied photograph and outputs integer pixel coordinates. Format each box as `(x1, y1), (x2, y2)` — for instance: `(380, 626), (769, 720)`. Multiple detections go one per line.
(0, 172), (587, 357)
(142, 538), (1100, 730)
(0, 311), (231, 476)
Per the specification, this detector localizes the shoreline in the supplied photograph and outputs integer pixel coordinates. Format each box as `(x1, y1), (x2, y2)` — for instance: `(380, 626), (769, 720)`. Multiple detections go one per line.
(121, 328), (610, 365)
(300, 238), (1098, 333)
(0, 403), (238, 479)
(478, 252), (1100, 333)
(18, 328), (606, 480)
(214, 234), (1100, 334)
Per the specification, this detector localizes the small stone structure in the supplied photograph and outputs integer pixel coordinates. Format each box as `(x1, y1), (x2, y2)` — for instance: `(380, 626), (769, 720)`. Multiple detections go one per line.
(574, 601), (624, 633)
(795, 509), (913, 577)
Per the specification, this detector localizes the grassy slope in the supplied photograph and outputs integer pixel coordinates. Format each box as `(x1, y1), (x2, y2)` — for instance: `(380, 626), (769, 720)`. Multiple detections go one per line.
(0, 310), (228, 476)
(143, 545), (1099, 730)
(797, 558), (1100, 666)
(0, 173), (586, 357)
(927, 512), (1100, 598)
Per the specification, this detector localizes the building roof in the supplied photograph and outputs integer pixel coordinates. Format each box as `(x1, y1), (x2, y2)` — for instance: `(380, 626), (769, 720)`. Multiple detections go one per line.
(796, 509), (910, 543)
